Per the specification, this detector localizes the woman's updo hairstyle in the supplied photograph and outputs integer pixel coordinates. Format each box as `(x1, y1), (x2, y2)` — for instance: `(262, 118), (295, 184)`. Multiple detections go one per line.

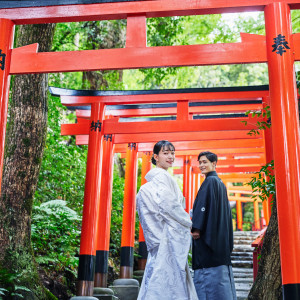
(151, 140), (175, 165)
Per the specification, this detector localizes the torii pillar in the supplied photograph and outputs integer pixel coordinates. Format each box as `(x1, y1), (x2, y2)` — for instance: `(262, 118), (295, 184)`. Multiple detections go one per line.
(0, 19), (14, 193)
(77, 103), (105, 295)
(138, 152), (151, 270)
(192, 171), (200, 204)
(120, 143), (138, 278)
(183, 155), (192, 213)
(94, 134), (115, 288)
(265, 3), (300, 298)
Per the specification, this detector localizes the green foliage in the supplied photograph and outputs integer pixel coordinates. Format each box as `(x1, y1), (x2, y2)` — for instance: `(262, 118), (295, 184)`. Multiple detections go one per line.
(241, 106), (271, 136)
(246, 161), (275, 204)
(31, 200), (81, 276)
(243, 205), (254, 231)
(124, 13), (269, 89)
(0, 268), (31, 299)
(35, 94), (87, 213)
(242, 105), (276, 212)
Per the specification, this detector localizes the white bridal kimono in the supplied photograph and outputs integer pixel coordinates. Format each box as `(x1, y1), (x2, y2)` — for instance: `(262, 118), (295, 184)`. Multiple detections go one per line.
(136, 168), (198, 300)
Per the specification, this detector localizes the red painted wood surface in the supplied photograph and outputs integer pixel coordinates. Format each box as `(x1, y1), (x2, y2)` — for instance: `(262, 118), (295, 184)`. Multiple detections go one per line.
(10, 38), (267, 74)
(183, 156), (192, 213)
(61, 116), (263, 136)
(174, 166), (261, 174)
(76, 103), (263, 118)
(80, 103), (105, 255)
(2, 0), (300, 25)
(0, 19), (14, 194)
(252, 228), (267, 280)
(139, 152), (151, 244)
(121, 144), (138, 247)
(265, 2), (300, 285)
(61, 93), (266, 106)
(126, 15), (146, 48)
(103, 139), (264, 151)
(74, 130), (261, 144)
(95, 136), (115, 252)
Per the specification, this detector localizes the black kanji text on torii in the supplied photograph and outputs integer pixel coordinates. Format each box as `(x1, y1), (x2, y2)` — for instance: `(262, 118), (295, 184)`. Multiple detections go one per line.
(272, 34), (290, 56)
(0, 49), (6, 71)
(90, 120), (102, 132)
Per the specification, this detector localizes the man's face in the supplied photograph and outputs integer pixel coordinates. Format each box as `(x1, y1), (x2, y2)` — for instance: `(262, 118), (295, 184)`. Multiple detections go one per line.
(154, 147), (175, 170)
(198, 155), (216, 176)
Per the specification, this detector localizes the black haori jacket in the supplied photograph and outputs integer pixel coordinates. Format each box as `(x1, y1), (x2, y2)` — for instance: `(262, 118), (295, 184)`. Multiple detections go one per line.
(191, 171), (233, 269)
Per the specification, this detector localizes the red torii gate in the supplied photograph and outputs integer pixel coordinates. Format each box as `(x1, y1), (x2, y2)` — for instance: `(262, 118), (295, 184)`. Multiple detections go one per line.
(58, 87), (269, 227)
(56, 86), (267, 290)
(0, 1), (299, 298)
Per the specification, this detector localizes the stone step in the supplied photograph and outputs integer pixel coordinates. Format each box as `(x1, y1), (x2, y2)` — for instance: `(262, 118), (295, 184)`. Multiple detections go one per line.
(232, 260), (253, 266)
(234, 277), (253, 284)
(233, 245), (254, 252)
(236, 291), (250, 300)
(232, 251), (253, 257)
(234, 234), (258, 238)
(232, 257), (252, 262)
(234, 240), (255, 246)
(231, 254), (252, 260)
(232, 261), (253, 268)
(234, 231), (260, 235)
(234, 237), (258, 241)
(232, 258), (252, 263)
(234, 274), (253, 279)
(233, 267), (253, 273)
(234, 233), (259, 237)
(235, 282), (253, 292)
(232, 233), (257, 300)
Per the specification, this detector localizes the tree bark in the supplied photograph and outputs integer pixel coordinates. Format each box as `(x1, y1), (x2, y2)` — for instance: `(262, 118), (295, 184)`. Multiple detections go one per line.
(248, 196), (282, 299)
(0, 23), (56, 299)
(82, 20), (126, 90)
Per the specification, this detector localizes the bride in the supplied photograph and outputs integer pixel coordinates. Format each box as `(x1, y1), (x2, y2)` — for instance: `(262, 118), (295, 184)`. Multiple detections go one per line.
(136, 140), (198, 300)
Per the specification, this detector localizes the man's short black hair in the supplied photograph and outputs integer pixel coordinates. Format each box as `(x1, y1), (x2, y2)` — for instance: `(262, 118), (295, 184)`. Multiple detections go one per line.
(198, 151), (218, 163)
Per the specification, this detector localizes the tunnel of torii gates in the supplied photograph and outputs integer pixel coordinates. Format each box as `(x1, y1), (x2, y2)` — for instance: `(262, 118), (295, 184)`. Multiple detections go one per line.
(53, 84), (272, 285)
(1, 0), (300, 299)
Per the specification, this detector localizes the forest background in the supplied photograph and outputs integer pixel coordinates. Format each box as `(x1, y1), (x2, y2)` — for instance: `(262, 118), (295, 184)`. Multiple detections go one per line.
(1, 9), (300, 299)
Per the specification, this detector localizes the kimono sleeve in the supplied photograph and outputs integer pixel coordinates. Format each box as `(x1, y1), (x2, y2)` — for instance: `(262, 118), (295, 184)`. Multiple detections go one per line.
(192, 178), (219, 250)
(192, 179), (216, 232)
(156, 181), (192, 228)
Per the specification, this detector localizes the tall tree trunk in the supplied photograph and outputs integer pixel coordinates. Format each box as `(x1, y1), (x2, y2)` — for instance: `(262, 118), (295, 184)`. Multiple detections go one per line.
(248, 196), (282, 299)
(82, 20), (126, 90)
(0, 23), (56, 299)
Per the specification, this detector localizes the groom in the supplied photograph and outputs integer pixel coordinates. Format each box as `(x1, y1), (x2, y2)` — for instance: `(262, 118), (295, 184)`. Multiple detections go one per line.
(191, 151), (237, 300)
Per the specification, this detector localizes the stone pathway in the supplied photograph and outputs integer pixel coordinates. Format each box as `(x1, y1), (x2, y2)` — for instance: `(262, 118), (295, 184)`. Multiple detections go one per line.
(232, 231), (260, 300)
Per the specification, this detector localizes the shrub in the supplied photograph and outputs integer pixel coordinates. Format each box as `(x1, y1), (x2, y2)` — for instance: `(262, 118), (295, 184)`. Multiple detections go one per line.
(31, 200), (81, 276)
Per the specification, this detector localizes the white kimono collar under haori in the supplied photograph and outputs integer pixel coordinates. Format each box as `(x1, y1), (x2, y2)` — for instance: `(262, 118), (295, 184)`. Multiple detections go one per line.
(144, 167), (170, 182)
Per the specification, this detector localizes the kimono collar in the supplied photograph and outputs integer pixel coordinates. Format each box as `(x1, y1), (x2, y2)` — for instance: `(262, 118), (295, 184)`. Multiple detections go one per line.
(145, 167), (170, 182)
(205, 171), (218, 178)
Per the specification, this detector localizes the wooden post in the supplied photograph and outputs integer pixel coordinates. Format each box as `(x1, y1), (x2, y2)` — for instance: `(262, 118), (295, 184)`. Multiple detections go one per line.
(236, 193), (243, 231)
(193, 172), (200, 201)
(265, 3), (300, 297)
(0, 19), (14, 194)
(138, 152), (151, 270)
(183, 155), (192, 212)
(94, 134), (115, 288)
(253, 200), (261, 231)
(77, 103), (105, 296)
(120, 143), (138, 278)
